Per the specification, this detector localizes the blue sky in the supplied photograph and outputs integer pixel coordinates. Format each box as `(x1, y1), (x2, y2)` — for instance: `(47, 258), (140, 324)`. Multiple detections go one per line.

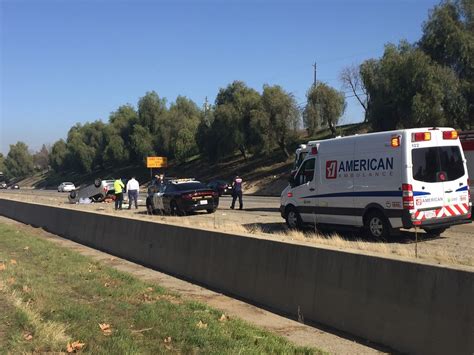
(1, 0), (440, 155)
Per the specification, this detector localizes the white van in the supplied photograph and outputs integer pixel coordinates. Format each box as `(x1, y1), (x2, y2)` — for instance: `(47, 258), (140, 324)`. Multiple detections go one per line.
(280, 127), (471, 238)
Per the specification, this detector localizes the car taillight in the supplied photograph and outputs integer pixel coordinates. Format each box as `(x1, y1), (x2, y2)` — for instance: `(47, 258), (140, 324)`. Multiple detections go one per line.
(182, 194), (193, 200)
(287, 192), (293, 198)
(443, 130), (458, 139)
(412, 132), (431, 142)
(402, 183), (414, 209)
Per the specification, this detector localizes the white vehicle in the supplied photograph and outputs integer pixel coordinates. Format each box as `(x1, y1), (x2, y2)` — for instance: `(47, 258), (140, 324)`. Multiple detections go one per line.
(58, 182), (76, 192)
(459, 131), (474, 191)
(280, 127), (472, 238)
(68, 178), (115, 203)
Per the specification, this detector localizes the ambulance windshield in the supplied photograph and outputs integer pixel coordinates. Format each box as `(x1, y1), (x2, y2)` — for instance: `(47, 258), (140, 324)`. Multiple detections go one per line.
(412, 146), (464, 183)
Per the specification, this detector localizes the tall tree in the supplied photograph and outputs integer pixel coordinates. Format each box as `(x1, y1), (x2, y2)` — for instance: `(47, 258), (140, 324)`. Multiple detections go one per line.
(4, 142), (34, 179)
(304, 83), (346, 137)
(138, 91), (167, 134)
(419, 0), (474, 128)
(261, 85), (299, 157)
(361, 42), (466, 130)
(130, 124), (155, 163)
(33, 144), (50, 171)
(339, 65), (368, 122)
(49, 140), (67, 172)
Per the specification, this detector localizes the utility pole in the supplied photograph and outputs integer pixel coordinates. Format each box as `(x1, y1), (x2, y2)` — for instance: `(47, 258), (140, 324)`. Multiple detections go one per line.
(312, 61), (317, 87)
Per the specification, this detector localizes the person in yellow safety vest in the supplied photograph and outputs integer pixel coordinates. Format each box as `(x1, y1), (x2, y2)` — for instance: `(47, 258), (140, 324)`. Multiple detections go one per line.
(114, 178), (125, 210)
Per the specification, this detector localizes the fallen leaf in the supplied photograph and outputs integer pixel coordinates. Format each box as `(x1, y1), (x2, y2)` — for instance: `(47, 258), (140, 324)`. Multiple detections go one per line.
(23, 285), (30, 293)
(23, 332), (33, 341)
(10, 259), (17, 265)
(67, 340), (86, 353)
(99, 323), (112, 335)
(7, 277), (15, 285)
(196, 320), (208, 329)
(104, 282), (110, 288)
(219, 314), (229, 322)
(146, 287), (153, 292)
(23, 246), (29, 251)
(164, 336), (172, 344)
(0, 263), (6, 271)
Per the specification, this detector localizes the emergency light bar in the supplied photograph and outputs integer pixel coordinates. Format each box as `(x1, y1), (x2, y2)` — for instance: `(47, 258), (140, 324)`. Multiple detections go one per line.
(443, 130), (458, 140)
(412, 132), (431, 142)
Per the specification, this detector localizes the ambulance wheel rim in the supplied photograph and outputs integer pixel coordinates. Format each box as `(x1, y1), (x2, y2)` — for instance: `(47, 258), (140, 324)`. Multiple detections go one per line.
(287, 211), (298, 227)
(369, 217), (384, 237)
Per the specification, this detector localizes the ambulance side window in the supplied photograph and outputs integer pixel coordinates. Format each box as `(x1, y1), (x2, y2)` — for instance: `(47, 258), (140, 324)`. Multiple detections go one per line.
(295, 158), (315, 186)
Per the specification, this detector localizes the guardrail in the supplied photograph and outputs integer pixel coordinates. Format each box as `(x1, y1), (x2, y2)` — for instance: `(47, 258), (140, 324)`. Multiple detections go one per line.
(0, 198), (472, 355)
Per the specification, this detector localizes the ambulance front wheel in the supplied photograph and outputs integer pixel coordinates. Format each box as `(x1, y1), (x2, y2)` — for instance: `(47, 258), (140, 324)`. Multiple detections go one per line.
(365, 210), (390, 239)
(286, 206), (303, 229)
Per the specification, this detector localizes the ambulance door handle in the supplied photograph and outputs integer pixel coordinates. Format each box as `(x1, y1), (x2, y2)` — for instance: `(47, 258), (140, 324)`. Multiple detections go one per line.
(445, 189), (453, 193)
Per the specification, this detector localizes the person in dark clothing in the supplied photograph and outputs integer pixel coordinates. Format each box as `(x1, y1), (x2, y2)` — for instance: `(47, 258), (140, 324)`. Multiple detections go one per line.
(230, 175), (243, 210)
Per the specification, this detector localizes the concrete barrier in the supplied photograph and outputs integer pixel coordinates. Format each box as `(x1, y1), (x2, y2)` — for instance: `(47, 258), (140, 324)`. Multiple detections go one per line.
(0, 198), (472, 354)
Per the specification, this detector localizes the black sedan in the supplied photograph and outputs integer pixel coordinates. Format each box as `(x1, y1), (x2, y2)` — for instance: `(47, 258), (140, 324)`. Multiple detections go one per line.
(148, 180), (219, 215)
(207, 180), (233, 196)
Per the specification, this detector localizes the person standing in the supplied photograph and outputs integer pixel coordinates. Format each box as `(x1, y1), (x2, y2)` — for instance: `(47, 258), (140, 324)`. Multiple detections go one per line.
(230, 174), (243, 210)
(114, 177), (125, 210)
(126, 176), (139, 209)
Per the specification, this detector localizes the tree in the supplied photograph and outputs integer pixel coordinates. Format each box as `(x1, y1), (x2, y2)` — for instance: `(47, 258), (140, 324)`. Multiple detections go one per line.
(419, 0), (474, 128)
(339, 65), (368, 122)
(0, 153), (5, 175)
(130, 124), (155, 163)
(49, 140), (67, 172)
(138, 91), (167, 134)
(212, 81), (263, 159)
(33, 144), (50, 171)
(360, 42), (466, 131)
(103, 134), (129, 166)
(4, 142), (34, 179)
(261, 85), (299, 157)
(304, 83), (346, 137)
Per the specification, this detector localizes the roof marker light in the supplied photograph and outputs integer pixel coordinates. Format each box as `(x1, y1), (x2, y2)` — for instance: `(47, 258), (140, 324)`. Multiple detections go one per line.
(412, 132), (431, 142)
(391, 135), (400, 148)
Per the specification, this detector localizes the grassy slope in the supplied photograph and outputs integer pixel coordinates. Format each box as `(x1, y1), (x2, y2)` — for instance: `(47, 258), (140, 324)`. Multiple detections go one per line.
(22, 123), (368, 195)
(0, 222), (320, 354)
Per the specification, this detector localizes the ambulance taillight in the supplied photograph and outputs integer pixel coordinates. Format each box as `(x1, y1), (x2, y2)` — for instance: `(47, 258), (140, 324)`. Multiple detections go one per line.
(443, 130), (458, 140)
(402, 183), (414, 209)
(412, 132), (431, 142)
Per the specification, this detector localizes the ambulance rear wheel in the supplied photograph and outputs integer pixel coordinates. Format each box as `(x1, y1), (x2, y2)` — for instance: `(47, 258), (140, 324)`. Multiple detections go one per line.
(286, 207), (302, 229)
(365, 211), (390, 239)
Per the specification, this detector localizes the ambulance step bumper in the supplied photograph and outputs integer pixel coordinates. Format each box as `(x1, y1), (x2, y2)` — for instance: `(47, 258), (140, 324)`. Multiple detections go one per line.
(403, 210), (472, 230)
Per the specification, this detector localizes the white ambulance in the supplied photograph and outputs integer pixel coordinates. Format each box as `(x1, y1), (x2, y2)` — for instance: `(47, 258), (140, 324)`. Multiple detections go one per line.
(280, 127), (471, 238)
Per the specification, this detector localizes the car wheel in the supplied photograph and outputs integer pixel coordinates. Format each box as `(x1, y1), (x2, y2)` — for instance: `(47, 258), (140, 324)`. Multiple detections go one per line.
(170, 201), (184, 216)
(206, 208), (216, 213)
(423, 228), (447, 237)
(94, 178), (101, 188)
(286, 206), (303, 229)
(365, 210), (390, 239)
(69, 190), (77, 199)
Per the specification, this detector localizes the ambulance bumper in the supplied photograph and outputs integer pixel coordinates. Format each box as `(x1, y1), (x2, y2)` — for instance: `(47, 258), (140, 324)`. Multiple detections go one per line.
(402, 210), (472, 230)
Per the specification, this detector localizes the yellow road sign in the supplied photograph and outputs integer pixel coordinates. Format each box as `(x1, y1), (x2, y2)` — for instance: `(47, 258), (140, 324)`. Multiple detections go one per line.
(147, 156), (167, 168)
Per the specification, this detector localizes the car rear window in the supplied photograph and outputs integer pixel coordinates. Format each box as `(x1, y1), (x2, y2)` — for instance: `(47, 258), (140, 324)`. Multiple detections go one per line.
(412, 146), (464, 182)
(175, 182), (208, 191)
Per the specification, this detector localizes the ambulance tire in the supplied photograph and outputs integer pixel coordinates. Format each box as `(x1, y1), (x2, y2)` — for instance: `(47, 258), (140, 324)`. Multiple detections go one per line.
(423, 228), (446, 237)
(365, 210), (390, 239)
(94, 178), (101, 188)
(286, 206), (303, 230)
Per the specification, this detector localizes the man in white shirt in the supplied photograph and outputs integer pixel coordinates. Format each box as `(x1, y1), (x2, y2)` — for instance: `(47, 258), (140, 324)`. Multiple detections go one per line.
(126, 176), (140, 209)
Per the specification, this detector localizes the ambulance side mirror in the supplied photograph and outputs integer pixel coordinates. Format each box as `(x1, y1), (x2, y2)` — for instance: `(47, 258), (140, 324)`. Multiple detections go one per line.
(288, 171), (296, 187)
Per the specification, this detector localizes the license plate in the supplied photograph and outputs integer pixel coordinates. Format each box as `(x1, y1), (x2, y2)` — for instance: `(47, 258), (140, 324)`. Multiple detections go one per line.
(199, 200), (208, 205)
(424, 210), (436, 219)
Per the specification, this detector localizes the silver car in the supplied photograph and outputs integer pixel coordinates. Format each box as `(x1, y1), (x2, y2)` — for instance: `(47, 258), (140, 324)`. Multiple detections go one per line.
(68, 179), (115, 203)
